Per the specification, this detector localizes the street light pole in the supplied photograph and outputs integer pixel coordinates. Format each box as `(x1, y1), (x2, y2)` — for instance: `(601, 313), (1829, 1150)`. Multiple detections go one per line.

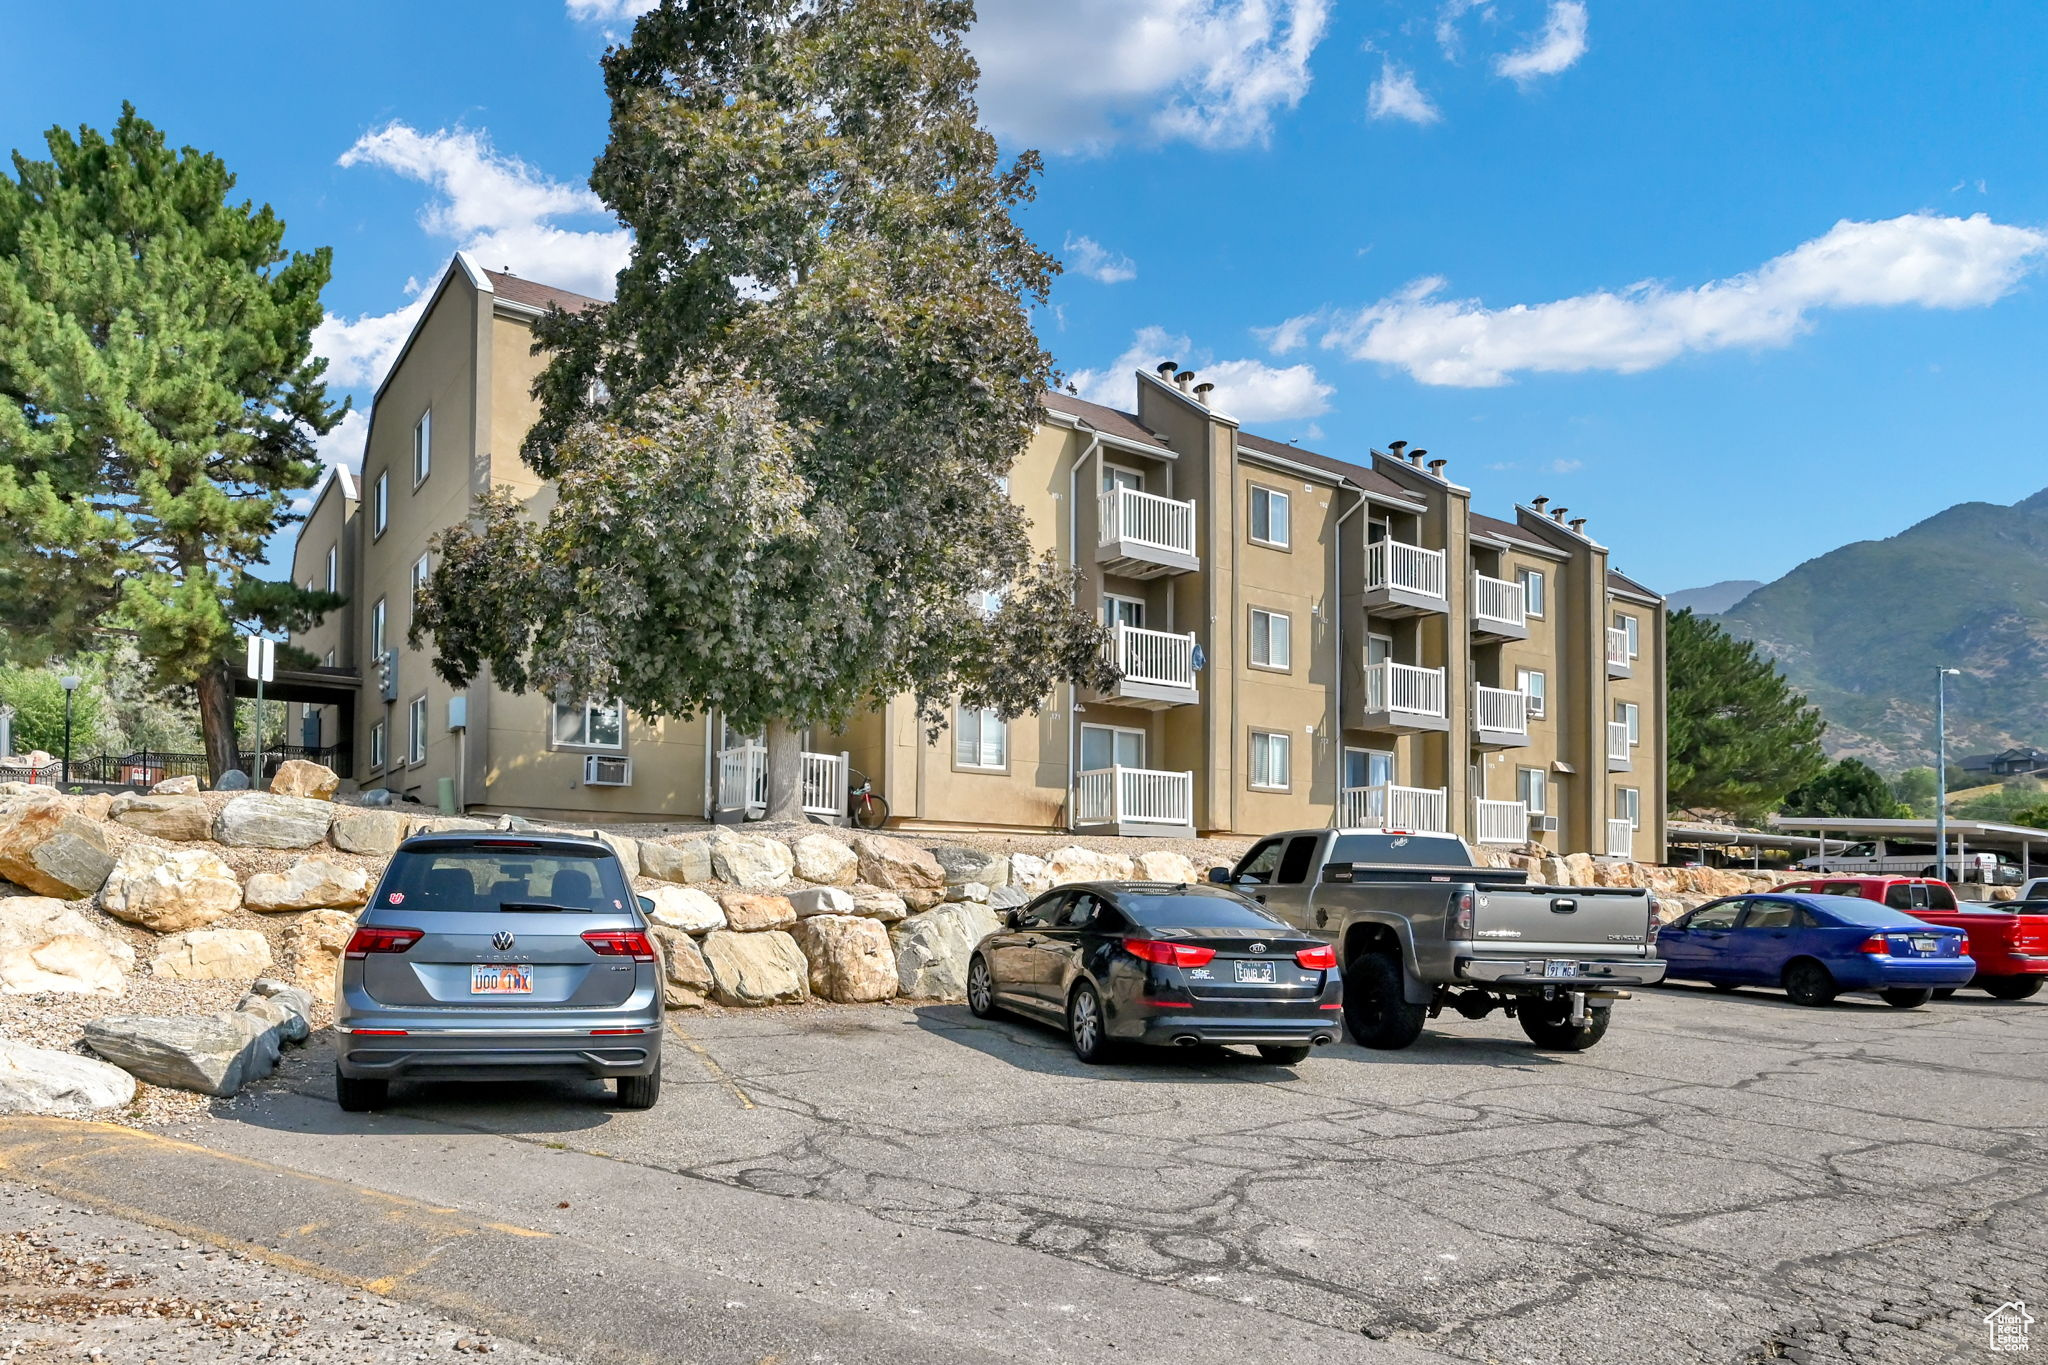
(58, 674), (81, 786)
(1935, 667), (1961, 882)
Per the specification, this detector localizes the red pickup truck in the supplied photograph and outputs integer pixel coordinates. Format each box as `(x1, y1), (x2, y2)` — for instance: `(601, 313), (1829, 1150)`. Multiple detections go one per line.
(1775, 877), (2047, 1000)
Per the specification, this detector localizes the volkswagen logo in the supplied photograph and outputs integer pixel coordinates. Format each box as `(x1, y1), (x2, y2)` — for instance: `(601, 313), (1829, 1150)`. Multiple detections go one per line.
(1249, 942), (1268, 954)
(492, 930), (515, 951)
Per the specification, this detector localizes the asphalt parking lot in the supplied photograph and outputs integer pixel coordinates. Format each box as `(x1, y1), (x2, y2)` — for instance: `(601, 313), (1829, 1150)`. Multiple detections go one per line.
(17, 984), (2047, 1364)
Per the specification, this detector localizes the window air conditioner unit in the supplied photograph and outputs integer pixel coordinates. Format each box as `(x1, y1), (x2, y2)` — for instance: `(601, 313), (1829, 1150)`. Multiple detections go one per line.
(583, 755), (632, 787)
(1529, 814), (1560, 833)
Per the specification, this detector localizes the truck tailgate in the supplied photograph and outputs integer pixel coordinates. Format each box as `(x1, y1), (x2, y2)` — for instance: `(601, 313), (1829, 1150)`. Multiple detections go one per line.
(1472, 886), (1653, 955)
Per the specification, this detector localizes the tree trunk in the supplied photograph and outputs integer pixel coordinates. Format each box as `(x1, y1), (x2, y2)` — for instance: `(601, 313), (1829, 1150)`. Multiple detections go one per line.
(195, 660), (240, 785)
(762, 717), (807, 824)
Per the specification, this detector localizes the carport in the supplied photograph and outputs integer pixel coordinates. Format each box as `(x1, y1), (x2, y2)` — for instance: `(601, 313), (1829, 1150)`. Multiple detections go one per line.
(1768, 814), (2043, 884)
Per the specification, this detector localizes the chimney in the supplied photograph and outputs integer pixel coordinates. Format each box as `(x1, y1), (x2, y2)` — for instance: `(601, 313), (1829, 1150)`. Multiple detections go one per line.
(1193, 382), (1214, 406)
(1174, 369), (1195, 392)
(1156, 361), (1178, 381)
(1551, 506), (1569, 523)
(1427, 458), (1448, 478)
(1530, 496), (1550, 512)
(1408, 448), (1428, 466)
(1569, 518), (1587, 534)
(1387, 440), (1409, 459)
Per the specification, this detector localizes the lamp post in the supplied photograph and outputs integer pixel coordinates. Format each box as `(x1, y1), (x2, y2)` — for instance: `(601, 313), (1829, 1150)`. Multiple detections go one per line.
(59, 675), (81, 785)
(1935, 667), (1961, 881)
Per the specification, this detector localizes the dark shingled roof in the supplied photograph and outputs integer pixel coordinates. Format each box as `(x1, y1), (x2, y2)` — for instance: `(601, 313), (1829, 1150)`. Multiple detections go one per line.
(1469, 511), (1552, 548)
(1040, 390), (1168, 446)
(1607, 568), (1663, 600)
(484, 270), (606, 315)
(1234, 430), (1414, 500)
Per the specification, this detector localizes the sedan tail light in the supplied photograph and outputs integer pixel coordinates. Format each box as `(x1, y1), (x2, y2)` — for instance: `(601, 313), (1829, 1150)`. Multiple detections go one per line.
(1859, 934), (1890, 955)
(344, 926), (424, 959)
(582, 929), (657, 962)
(1123, 937), (1216, 968)
(1294, 944), (1338, 970)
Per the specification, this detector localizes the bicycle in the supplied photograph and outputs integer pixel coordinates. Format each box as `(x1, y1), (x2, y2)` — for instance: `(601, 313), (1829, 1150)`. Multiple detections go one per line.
(847, 769), (890, 830)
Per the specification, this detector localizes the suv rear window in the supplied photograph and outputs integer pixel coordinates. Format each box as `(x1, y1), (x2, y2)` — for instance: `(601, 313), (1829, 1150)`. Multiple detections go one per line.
(375, 845), (629, 913)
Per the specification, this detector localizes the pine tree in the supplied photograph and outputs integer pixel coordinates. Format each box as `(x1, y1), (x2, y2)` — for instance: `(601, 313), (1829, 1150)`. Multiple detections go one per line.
(1667, 608), (1828, 822)
(1781, 758), (1904, 819)
(0, 107), (345, 781)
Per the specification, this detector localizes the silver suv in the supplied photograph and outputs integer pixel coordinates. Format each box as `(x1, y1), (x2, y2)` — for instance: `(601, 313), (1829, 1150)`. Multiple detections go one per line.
(333, 832), (663, 1111)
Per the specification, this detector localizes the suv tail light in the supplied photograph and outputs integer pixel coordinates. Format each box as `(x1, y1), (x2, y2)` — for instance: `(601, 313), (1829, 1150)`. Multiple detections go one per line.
(1859, 934), (1891, 955)
(344, 926), (423, 959)
(1294, 944), (1338, 970)
(582, 929), (656, 962)
(1123, 937), (1216, 968)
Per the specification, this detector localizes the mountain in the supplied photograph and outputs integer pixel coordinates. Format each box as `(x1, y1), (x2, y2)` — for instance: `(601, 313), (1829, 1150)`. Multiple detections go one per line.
(1717, 487), (2048, 771)
(1667, 579), (1765, 616)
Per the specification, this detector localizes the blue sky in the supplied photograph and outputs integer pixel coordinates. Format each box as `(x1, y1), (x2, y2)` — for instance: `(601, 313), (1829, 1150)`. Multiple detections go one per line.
(4, 0), (2045, 593)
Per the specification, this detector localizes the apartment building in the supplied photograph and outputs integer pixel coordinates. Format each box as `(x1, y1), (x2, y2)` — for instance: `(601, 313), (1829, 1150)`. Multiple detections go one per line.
(287, 253), (1666, 860)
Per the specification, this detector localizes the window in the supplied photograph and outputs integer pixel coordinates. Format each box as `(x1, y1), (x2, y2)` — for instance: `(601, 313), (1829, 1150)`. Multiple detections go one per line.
(1232, 838), (1285, 883)
(1016, 891), (1065, 930)
(1517, 766), (1548, 814)
(1686, 902), (1740, 931)
(1518, 568), (1546, 618)
(1617, 786), (1640, 829)
(1366, 633), (1393, 666)
(369, 721), (386, 771)
(1517, 667), (1547, 718)
(1080, 724), (1145, 771)
(1618, 701), (1640, 746)
(1058, 893), (1118, 931)
(954, 706), (1007, 769)
(372, 470), (388, 537)
(1742, 900), (1795, 929)
(1103, 594), (1146, 631)
(1249, 485), (1290, 548)
(407, 694), (428, 764)
(413, 410), (432, 487)
(1250, 730), (1290, 790)
(411, 554), (431, 625)
(371, 597), (387, 660)
(323, 649), (334, 668)
(553, 698), (624, 750)
(1102, 464), (1144, 494)
(1275, 835), (1320, 885)
(324, 544), (338, 593)
(1250, 607), (1291, 670)
(1617, 612), (1640, 658)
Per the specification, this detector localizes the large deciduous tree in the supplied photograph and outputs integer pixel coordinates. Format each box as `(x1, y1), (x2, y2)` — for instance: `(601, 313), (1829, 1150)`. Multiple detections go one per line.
(415, 0), (1114, 819)
(1781, 757), (1905, 819)
(1667, 608), (1828, 823)
(0, 107), (345, 781)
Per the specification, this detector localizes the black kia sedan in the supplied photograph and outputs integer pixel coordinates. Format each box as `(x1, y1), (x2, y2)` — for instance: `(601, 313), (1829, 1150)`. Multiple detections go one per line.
(966, 881), (1343, 1064)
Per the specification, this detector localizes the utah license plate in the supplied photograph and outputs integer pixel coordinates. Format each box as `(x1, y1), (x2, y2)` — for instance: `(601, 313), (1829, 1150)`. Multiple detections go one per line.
(1910, 937), (1937, 954)
(1543, 959), (1580, 979)
(1235, 960), (1277, 984)
(471, 963), (533, 994)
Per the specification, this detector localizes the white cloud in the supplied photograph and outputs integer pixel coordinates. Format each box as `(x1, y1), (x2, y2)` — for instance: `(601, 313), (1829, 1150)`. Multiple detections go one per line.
(1496, 1), (1588, 83)
(1368, 60), (1440, 125)
(565, 0), (655, 20)
(1063, 234), (1137, 284)
(1070, 325), (1333, 422)
(309, 407), (370, 474)
(1546, 457), (1583, 474)
(1435, 0), (1492, 58)
(317, 123), (630, 390)
(1283, 212), (2048, 387)
(969, 0), (1330, 152)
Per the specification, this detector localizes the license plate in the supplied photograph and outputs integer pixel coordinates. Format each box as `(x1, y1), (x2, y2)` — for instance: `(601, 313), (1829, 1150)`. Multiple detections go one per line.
(1910, 937), (1937, 954)
(1544, 959), (1580, 979)
(1234, 960), (1277, 984)
(471, 963), (532, 994)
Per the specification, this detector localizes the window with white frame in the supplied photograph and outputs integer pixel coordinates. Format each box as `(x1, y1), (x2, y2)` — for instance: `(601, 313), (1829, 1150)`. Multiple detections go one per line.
(371, 597), (387, 660)
(1103, 594), (1145, 630)
(323, 649), (334, 667)
(372, 471), (388, 537)
(1518, 568), (1547, 618)
(1250, 607), (1291, 670)
(1617, 787), (1641, 829)
(553, 698), (624, 749)
(1102, 464), (1143, 494)
(369, 721), (386, 771)
(1618, 700), (1640, 746)
(1250, 730), (1291, 790)
(1249, 485), (1290, 548)
(324, 544), (337, 592)
(407, 694), (428, 764)
(413, 410), (432, 487)
(1517, 667), (1548, 718)
(1517, 766), (1548, 814)
(410, 554), (431, 625)
(1617, 612), (1640, 658)
(954, 706), (1007, 769)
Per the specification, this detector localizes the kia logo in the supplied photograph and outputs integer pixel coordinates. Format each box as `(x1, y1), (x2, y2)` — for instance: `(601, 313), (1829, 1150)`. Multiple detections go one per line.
(1250, 942), (1268, 954)
(492, 930), (516, 951)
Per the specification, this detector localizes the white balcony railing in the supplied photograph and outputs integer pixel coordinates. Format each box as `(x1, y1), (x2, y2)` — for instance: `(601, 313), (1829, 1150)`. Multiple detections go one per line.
(716, 745), (849, 818)
(1099, 486), (1197, 560)
(1475, 798), (1529, 845)
(1076, 766), (1194, 828)
(1363, 660), (1447, 718)
(1606, 818), (1636, 859)
(1608, 721), (1632, 762)
(1109, 624), (1197, 689)
(1338, 783), (1449, 833)
(1474, 684), (1530, 737)
(1472, 572), (1528, 631)
(1363, 540), (1446, 599)
(1607, 627), (1632, 668)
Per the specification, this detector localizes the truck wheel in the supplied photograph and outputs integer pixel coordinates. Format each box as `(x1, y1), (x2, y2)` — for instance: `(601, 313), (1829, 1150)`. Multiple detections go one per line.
(1518, 999), (1611, 1051)
(1781, 958), (1838, 1007)
(1982, 977), (2043, 1001)
(1879, 988), (1932, 1009)
(1343, 952), (1426, 1051)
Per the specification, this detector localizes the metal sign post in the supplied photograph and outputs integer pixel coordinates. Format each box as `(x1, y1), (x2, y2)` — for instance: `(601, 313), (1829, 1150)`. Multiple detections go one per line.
(246, 636), (276, 783)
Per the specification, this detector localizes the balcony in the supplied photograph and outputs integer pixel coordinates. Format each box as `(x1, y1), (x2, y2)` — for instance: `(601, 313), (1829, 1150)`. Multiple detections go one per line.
(1473, 684), (1531, 749)
(1361, 540), (1448, 617)
(1608, 721), (1632, 772)
(1074, 766), (1195, 838)
(1097, 487), (1199, 579)
(1605, 817), (1636, 860)
(1358, 660), (1449, 733)
(1471, 572), (1529, 642)
(1338, 783), (1449, 833)
(1475, 798), (1529, 846)
(715, 745), (851, 822)
(1607, 627), (1633, 679)
(1097, 624), (1200, 709)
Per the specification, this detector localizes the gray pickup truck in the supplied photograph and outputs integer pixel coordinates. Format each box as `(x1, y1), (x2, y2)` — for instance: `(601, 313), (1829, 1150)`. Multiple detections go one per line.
(1210, 829), (1665, 1051)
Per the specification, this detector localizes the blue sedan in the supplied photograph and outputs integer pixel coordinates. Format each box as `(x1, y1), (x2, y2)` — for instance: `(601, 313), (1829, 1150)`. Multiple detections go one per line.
(1657, 893), (1973, 1008)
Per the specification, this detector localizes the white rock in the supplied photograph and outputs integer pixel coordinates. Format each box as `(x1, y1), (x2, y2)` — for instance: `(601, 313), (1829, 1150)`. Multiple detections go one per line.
(849, 888), (910, 923)
(108, 794), (213, 841)
(99, 845), (243, 933)
(82, 1012), (282, 1097)
(787, 886), (855, 917)
(268, 759), (340, 800)
(282, 909), (357, 1004)
(0, 1040), (137, 1115)
(149, 775), (201, 796)
(150, 928), (272, 981)
(0, 791), (116, 898)
(643, 885), (726, 934)
(946, 882), (991, 904)
(791, 915), (898, 1002)
(891, 903), (1001, 999)
(1132, 850), (1202, 884)
(707, 829), (795, 888)
(1008, 853), (1050, 895)
(0, 934), (127, 997)
(929, 845), (1008, 888)
(699, 929), (809, 1005)
(641, 835), (714, 885)
(789, 834), (858, 887)
(853, 834), (945, 898)
(649, 926), (715, 1008)
(243, 856), (371, 912)
(329, 809), (411, 856)
(1045, 845), (1132, 886)
(213, 793), (337, 849)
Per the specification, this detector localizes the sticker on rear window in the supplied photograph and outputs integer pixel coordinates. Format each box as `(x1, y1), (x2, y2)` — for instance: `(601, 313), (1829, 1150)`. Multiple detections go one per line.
(387, 892), (404, 904)
(612, 899), (622, 908)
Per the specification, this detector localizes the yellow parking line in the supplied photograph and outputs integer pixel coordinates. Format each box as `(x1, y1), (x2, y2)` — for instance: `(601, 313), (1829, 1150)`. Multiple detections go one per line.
(667, 1019), (756, 1110)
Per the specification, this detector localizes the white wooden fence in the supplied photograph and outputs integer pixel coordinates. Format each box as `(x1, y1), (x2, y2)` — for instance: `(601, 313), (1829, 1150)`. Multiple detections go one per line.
(1076, 766), (1194, 827)
(715, 745), (849, 818)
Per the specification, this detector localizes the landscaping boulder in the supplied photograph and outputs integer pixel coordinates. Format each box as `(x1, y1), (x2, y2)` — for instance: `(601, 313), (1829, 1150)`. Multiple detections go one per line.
(649, 926), (715, 1008)
(68, 794), (115, 822)
(1133, 850), (1202, 884)
(848, 887), (910, 923)
(989, 884), (1029, 911)
(789, 833), (858, 887)
(243, 857), (371, 912)
(930, 844), (1008, 888)
(214, 769), (252, 790)
(891, 903), (1001, 999)
(853, 834), (945, 902)
(643, 885), (726, 935)
(699, 928), (809, 1006)
(283, 909), (357, 1003)
(1045, 845), (1131, 886)
(0, 897), (135, 970)
(108, 794), (213, 842)
(82, 1012), (282, 1097)
(1008, 853), (1051, 895)
(0, 791), (116, 898)
(0, 933), (127, 997)
(269, 759), (341, 801)
(944, 882), (990, 904)
(359, 789), (395, 807)
(150, 775), (202, 796)
(0, 1040), (137, 1115)
(587, 831), (641, 881)
(236, 980), (315, 1045)
(718, 891), (796, 933)
(641, 835), (714, 886)
(330, 808), (410, 856)
(151, 928), (272, 981)
(787, 885), (854, 918)
(791, 914), (898, 1003)
(707, 830), (794, 887)
(213, 793), (336, 849)
(99, 845), (242, 933)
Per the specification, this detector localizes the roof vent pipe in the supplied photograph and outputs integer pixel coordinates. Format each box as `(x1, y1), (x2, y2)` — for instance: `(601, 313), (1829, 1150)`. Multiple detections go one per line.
(1408, 448), (1428, 465)
(1193, 382), (1214, 405)
(1531, 496), (1550, 512)
(1551, 506), (1569, 523)
(1387, 440), (1409, 459)
(1174, 370), (1195, 392)
(1569, 518), (1587, 534)
(1427, 458), (1447, 478)
(1157, 361), (1179, 380)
